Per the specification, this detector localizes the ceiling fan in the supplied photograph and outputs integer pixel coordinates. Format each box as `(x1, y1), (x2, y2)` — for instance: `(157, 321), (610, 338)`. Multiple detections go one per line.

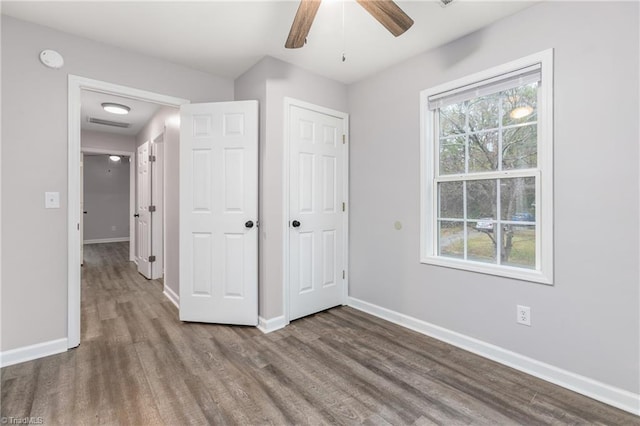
(285, 0), (414, 49)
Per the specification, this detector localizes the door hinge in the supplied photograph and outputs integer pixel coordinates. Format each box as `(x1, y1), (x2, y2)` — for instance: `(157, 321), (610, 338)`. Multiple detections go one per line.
(148, 205), (156, 212)
(149, 255), (156, 262)
(342, 270), (346, 279)
(342, 202), (346, 212)
(149, 155), (156, 162)
(342, 134), (346, 144)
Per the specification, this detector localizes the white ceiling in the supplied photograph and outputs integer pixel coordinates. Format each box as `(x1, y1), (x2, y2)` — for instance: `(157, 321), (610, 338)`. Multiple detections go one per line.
(81, 90), (160, 136)
(2, 0), (536, 84)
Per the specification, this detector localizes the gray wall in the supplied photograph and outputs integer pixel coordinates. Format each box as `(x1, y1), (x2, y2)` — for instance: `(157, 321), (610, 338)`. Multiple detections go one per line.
(1, 15), (233, 352)
(83, 155), (130, 241)
(135, 107), (181, 298)
(81, 129), (136, 153)
(235, 57), (348, 320)
(347, 1), (639, 394)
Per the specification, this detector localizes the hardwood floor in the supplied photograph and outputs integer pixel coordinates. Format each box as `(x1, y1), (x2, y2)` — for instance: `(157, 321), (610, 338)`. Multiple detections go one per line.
(1, 242), (637, 425)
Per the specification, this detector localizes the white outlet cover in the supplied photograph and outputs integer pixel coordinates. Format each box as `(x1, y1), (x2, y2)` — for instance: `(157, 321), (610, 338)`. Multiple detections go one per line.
(45, 191), (60, 209)
(516, 305), (531, 326)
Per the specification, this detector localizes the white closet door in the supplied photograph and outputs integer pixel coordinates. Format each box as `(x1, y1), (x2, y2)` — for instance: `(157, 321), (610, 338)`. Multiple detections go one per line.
(289, 104), (347, 321)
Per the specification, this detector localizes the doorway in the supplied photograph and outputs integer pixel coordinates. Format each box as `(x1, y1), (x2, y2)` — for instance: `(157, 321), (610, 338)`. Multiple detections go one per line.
(68, 76), (189, 348)
(81, 148), (135, 265)
(69, 77), (261, 347)
(284, 98), (349, 322)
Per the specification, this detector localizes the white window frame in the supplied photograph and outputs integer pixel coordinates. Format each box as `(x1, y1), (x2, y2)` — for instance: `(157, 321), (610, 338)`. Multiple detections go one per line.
(420, 49), (554, 284)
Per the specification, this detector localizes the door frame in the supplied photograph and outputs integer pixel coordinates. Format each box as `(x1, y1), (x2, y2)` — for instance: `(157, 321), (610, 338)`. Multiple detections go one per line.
(68, 75), (189, 348)
(151, 134), (165, 280)
(282, 97), (350, 324)
(80, 147), (136, 261)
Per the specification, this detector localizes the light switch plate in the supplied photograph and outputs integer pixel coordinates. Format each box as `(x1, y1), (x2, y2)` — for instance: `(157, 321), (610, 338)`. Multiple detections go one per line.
(45, 192), (60, 208)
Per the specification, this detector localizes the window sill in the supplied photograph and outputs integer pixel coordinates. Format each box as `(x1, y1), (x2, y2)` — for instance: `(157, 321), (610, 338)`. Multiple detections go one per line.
(420, 255), (553, 285)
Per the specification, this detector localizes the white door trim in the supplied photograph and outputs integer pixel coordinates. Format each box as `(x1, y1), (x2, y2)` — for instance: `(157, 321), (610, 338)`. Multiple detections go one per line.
(151, 135), (164, 280)
(282, 97), (349, 324)
(81, 147), (136, 261)
(68, 75), (189, 349)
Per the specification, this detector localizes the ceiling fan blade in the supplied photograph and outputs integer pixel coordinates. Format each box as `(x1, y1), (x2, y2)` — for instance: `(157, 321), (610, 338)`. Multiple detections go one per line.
(356, 0), (414, 37)
(285, 0), (323, 49)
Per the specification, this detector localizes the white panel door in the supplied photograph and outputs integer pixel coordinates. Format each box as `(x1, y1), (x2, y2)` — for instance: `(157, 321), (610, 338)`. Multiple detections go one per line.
(179, 100), (258, 325)
(136, 141), (152, 279)
(289, 104), (346, 321)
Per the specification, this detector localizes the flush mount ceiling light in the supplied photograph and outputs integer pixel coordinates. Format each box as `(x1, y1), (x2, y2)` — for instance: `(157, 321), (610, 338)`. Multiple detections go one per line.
(109, 155), (121, 162)
(102, 103), (130, 115)
(509, 105), (533, 119)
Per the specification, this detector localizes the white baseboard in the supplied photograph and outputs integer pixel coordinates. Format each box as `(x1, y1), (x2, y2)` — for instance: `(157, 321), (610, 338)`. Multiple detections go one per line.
(0, 338), (68, 368)
(258, 315), (288, 334)
(347, 297), (640, 416)
(83, 237), (130, 244)
(163, 285), (179, 309)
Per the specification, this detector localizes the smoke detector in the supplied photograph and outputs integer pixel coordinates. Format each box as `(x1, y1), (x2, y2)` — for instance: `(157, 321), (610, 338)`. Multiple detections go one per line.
(39, 50), (64, 69)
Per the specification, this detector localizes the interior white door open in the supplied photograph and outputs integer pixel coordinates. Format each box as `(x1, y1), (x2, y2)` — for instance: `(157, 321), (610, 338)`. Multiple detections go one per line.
(136, 141), (152, 279)
(288, 102), (348, 321)
(179, 100), (258, 325)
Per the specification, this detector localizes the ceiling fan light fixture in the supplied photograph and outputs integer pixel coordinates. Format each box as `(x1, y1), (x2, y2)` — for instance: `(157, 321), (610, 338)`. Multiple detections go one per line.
(102, 103), (130, 115)
(509, 105), (534, 120)
(285, 0), (414, 49)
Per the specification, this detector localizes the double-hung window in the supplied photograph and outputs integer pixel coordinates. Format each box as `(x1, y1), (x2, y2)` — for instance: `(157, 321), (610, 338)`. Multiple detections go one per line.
(420, 50), (553, 284)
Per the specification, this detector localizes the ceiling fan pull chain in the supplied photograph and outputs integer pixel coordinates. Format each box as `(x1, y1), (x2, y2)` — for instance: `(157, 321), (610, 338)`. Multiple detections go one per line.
(341, 0), (347, 62)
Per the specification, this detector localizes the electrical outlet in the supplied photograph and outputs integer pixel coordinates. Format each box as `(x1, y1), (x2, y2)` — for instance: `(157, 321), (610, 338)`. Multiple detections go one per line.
(517, 305), (531, 326)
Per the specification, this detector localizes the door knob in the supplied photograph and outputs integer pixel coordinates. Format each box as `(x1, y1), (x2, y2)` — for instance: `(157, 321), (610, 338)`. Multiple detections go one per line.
(245, 220), (254, 229)
(292, 220), (301, 228)
(134, 214), (140, 217)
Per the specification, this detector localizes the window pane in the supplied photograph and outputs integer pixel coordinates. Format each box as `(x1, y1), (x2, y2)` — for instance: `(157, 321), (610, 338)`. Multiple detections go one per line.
(438, 221), (464, 259)
(468, 131), (499, 172)
(468, 94), (499, 132)
(500, 177), (536, 222)
(439, 103), (466, 137)
(502, 83), (538, 127)
(438, 182), (463, 218)
(503, 124), (537, 170)
(467, 223), (497, 264)
(467, 179), (496, 220)
(501, 225), (536, 269)
(439, 136), (465, 175)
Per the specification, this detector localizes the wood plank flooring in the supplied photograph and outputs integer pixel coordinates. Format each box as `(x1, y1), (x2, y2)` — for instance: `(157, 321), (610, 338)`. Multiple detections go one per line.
(2, 242), (638, 425)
